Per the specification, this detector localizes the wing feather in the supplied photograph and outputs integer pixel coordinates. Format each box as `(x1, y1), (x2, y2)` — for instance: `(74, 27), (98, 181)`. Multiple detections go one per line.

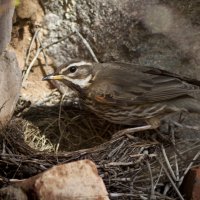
(86, 63), (200, 105)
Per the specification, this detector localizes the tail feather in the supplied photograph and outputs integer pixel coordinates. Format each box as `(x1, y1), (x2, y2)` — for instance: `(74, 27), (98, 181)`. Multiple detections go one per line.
(172, 97), (200, 114)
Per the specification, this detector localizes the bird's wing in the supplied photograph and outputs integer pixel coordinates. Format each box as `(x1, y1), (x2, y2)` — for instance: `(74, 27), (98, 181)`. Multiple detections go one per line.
(87, 63), (199, 105)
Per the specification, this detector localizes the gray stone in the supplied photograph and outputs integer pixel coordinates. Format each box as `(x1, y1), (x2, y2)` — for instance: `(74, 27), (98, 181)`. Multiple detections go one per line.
(0, 0), (21, 126)
(0, 51), (21, 126)
(0, 186), (27, 200)
(0, 0), (14, 54)
(41, 0), (200, 82)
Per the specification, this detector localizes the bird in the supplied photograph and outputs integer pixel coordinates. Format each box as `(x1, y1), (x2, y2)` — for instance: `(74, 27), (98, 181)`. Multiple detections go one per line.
(43, 59), (200, 128)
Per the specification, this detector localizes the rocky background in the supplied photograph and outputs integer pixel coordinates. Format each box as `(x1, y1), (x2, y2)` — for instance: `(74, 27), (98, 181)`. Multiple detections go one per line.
(41, 0), (200, 75)
(10, 0), (200, 103)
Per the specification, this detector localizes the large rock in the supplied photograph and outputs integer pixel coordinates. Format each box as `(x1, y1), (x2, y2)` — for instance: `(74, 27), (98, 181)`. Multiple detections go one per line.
(0, 0), (21, 126)
(42, 0), (200, 80)
(0, 186), (27, 200)
(0, 0), (14, 54)
(13, 160), (109, 200)
(181, 167), (200, 200)
(0, 51), (21, 126)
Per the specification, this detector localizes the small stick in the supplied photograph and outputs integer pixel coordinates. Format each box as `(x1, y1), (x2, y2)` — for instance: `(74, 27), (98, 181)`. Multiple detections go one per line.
(104, 161), (135, 167)
(154, 167), (163, 190)
(24, 28), (41, 68)
(171, 129), (179, 181)
(74, 29), (99, 63)
(157, 158), (184, 200)
(22, 35), (70, 85)
(146, 160), (155, 200)
(161, 145), (177, 181)
(55, 94), (66, 153)
(36, 36), (48, 68)
(130, 153), (157, 158)
(109, 193), (142, 198)
(163, 184), (170, 195)
(111, 178), (131, 182)
(22, 46), (42, 86)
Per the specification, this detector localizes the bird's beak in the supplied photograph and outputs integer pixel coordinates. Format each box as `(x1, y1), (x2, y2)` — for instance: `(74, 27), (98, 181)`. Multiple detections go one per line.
(42, 74), (65, 81)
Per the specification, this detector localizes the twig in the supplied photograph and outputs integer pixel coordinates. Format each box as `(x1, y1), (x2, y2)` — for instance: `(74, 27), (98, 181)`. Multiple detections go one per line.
(111, 178), (131, 182)
(55, 94), (66, 153)
(163, 184), (170, 195)
(22, 45), (42, 86)
(74, 29), (99, 63)
(130, 153), (157, 158)
(157, 158), (184, 200)
(36, 35), (48, 67)
(104, 161), (135, 167)
(109, 193), (142, 198)
(146, 160), (155, 200)
(154, 167), (163, 190)
(24, 28), (41, 69)
(22, 35), (69, 86)
(112, 125), (153, 138)
(171, 129), (179, 181)
(107, 139), (126, 158)
(43, 35), (70, 50)
(161, 145), (177, 181)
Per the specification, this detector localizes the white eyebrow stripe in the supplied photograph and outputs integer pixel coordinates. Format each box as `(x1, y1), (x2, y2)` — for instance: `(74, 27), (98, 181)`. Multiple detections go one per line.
(60, 61), (92, 74)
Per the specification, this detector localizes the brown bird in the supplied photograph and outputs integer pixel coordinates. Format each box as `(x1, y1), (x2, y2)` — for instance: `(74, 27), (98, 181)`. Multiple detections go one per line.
(43, 60), (200, 128)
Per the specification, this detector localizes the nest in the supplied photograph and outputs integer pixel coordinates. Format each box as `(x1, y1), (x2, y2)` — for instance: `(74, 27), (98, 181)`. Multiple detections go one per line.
(0, 98), (200, 199)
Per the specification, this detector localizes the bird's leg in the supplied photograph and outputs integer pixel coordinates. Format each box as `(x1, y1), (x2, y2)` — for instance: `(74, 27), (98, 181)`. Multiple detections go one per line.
(178, 110), (188, 123)
(113, 117), (160, 138)
(165, 111), (200, 131)
(112, 124), (153, 138)
(158, 117), (177, 136)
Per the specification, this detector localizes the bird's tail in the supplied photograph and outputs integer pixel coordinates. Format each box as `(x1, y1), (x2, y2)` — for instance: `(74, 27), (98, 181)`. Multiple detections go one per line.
(174, 97), (200, 114)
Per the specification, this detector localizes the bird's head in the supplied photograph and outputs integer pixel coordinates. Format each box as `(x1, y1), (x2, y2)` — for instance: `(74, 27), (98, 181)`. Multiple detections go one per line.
(43, 60), (95, 91)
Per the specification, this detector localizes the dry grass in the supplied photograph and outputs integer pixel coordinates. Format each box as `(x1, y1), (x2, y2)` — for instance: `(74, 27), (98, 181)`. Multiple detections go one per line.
(21, 105), (124, 152)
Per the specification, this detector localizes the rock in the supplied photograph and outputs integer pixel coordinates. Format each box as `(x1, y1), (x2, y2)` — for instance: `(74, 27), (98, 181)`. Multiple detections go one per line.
(0, 0), (21, 126)
(14, 160), (109, 200)
(16, 0), (39, 20)
(42, 0), (200, 79)
(0, 51), (21, 126)
(181, 167), (200, 200)
(0, 186), (28, 200)
(0, 0), (14, 54)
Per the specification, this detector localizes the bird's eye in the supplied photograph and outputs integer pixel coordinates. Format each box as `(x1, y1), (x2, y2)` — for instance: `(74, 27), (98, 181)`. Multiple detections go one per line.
(69, 66), (77, 73)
